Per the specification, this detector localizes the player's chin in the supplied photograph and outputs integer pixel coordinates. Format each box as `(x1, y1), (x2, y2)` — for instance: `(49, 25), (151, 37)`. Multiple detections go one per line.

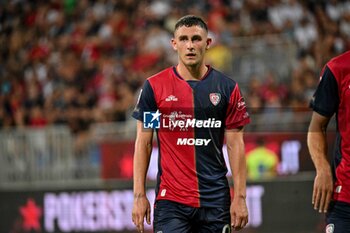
(184, 60), (199, 67)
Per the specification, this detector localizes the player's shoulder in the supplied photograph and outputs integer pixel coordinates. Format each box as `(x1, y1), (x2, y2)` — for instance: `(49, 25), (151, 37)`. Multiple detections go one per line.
(147, 67), (174, 82)
(210, 67), (238, 87)
(327, 50), (350, 80)
(327, 50), (350, 70)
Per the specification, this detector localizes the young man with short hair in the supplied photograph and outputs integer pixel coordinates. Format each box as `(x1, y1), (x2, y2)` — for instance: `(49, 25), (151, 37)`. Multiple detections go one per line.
(132, 15), (250, 233)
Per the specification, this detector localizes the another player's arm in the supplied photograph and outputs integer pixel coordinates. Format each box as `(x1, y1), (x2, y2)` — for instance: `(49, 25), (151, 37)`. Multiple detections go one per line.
(307, 111), (333, 213)
(132, 121), (153, 232)
(226, 127), (248, 231)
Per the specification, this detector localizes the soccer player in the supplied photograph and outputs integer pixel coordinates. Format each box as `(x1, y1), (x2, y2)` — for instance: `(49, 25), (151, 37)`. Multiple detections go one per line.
(132, 15), (250, 233)
(307, 50), (350, 233)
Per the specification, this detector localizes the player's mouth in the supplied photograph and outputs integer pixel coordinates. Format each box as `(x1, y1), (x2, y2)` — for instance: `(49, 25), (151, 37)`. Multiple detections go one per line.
(186, 53), (196, 58)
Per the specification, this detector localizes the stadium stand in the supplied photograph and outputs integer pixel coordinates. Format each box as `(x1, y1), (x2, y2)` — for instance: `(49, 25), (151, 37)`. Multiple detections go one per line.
(0, 0), (348, 182)
(1, 1), (348, 232)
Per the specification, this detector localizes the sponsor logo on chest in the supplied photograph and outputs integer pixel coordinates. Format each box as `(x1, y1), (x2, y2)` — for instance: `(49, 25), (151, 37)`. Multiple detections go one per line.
(165, 95), (178, 102)
(176, 138), (211, 146)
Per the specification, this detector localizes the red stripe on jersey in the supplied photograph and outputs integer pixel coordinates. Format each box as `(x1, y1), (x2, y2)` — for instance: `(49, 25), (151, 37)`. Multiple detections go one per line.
(327, 51), (350, 204)
(148, 68), (200, 207)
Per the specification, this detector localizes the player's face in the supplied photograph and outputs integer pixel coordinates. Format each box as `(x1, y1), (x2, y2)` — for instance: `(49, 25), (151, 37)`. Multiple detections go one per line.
(171, 25), (211, 68)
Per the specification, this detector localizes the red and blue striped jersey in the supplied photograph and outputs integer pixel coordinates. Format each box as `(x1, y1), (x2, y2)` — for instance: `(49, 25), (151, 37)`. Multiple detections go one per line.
(133, 66), (250, 207)
(311, 50), (350, 204)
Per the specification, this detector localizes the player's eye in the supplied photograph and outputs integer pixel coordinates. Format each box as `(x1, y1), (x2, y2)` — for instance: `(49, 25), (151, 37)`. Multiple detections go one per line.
(179, 36), (188, 41)
(192, 35), (202, 41)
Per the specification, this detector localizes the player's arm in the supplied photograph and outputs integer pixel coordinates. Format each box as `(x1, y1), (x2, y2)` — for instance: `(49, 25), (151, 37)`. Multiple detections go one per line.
(132, 120), (153, 233)
(307, 65), (338, 213)
(307, 111), (333, 213)
(226, 127), (248, 231)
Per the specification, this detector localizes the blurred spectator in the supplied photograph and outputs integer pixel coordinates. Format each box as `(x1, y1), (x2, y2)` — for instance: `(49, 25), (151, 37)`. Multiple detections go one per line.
(0, 0), (350, 136)
(206, 42), (233, 73)
(260, 71), (288, 106)
(294, 16), (318, 54)
(246, 138), (279, 180)
(268, 0), (305, 38)
(29, 105), (47, 127)
(340, 12), (350, 38)
(245, 75), (263, 114)
(325, 0), (343, 22)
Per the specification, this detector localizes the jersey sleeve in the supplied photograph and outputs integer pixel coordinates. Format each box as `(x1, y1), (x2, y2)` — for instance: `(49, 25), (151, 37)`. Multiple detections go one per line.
(132, 80), (157, 121)
(225, 84), (250, 129)
(310, 66), (339, 117)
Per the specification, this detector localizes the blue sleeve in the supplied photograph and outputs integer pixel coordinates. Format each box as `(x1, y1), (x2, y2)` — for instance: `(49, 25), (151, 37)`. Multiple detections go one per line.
(132, 80), (157, 121)
(310, 66), (339, 117)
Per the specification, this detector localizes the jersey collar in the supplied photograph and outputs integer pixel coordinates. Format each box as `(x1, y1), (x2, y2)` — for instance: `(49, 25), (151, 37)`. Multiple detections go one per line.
(172, 65), (212, 82)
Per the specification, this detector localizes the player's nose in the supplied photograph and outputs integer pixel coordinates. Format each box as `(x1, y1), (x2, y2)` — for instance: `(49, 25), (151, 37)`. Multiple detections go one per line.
(186, 41), (194, 50)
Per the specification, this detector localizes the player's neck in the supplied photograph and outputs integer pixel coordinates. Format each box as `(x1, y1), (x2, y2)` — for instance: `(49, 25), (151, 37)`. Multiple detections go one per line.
(176, 63), (208, 81)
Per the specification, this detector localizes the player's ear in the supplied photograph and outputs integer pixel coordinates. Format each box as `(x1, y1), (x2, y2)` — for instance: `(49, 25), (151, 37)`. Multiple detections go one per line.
(171, 38), (177, 51)
(206, 38), (212, 50)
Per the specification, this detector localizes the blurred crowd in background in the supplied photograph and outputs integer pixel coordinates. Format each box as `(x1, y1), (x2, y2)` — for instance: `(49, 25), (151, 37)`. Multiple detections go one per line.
(1, 0), (350, 137)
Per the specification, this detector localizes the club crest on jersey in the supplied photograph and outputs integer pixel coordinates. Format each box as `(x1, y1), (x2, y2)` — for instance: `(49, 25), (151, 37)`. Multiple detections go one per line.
(209, 93), (221, 106)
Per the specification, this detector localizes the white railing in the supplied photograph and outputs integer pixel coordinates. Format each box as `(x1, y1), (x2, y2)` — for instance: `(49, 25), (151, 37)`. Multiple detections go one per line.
(0, 126), (78, 187)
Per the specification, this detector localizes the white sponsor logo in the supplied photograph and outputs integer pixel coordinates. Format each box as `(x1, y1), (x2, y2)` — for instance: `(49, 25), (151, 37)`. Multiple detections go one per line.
(243, 112), (249, 119)
(160, 189), (166, 197)
(143, 110), (162, 129)
(163, 118), (221, 130)
(177, 138), (211, 146)
(165, 95), (178, 102)
(164, 111), (222, 131)
(335, 185), (342, 193)
(145, 110), (222, 131)
(236, 97), (246, 111)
